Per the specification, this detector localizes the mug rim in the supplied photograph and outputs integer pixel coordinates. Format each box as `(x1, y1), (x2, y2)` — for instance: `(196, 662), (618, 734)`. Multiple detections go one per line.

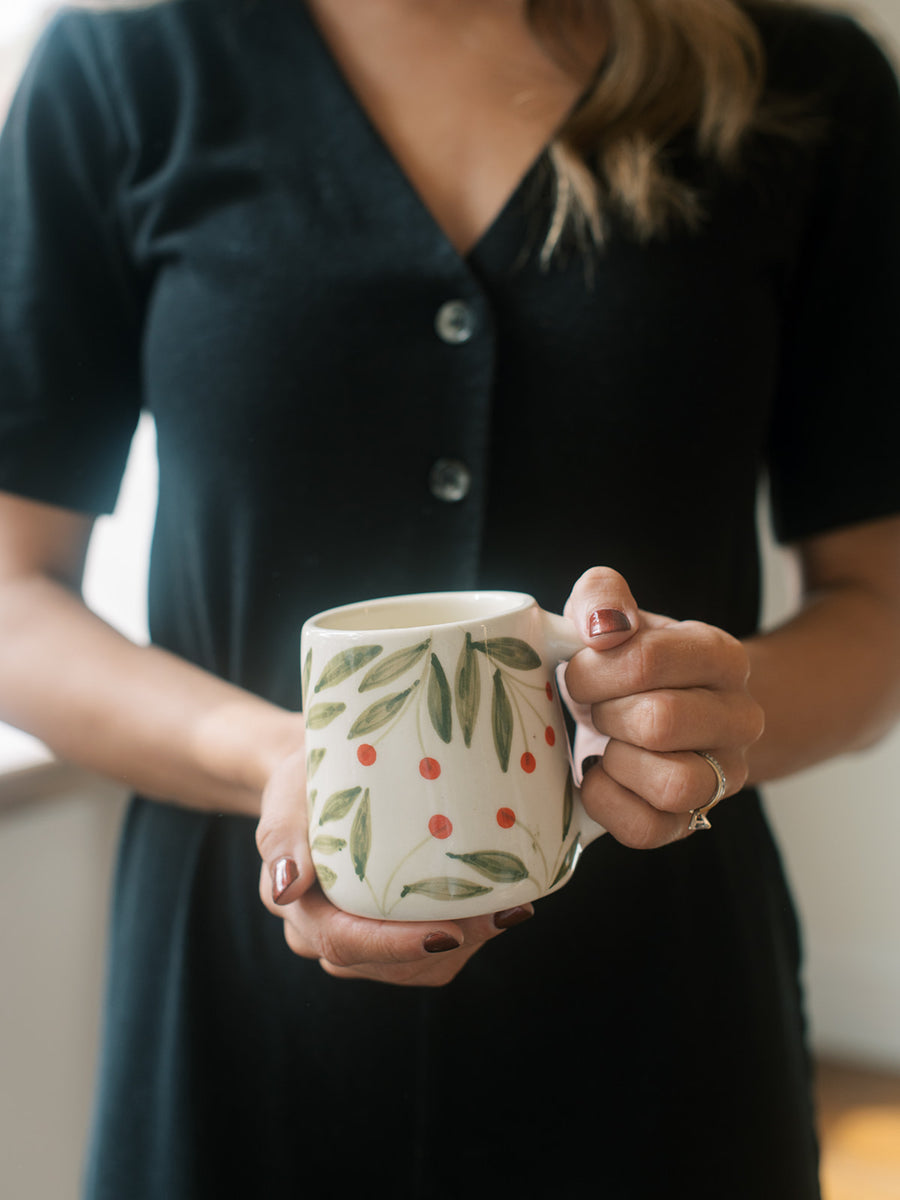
(304, 590), (536, 635)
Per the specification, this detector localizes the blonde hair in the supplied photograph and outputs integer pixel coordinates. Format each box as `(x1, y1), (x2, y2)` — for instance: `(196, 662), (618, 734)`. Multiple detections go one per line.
(529, 0), (780, 258)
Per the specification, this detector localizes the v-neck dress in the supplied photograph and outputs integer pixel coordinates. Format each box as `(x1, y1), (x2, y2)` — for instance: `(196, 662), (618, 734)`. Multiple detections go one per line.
(2, 1), (900, 1196)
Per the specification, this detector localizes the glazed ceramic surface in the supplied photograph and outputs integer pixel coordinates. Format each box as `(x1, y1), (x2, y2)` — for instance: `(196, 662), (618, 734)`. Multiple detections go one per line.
(300, 591), (606, 920)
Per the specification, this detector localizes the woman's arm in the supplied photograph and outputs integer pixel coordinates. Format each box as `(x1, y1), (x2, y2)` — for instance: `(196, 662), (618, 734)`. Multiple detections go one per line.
(0, 491), (300, 813)
(563, 515), (900, 848)
(744, 514), (900, 782)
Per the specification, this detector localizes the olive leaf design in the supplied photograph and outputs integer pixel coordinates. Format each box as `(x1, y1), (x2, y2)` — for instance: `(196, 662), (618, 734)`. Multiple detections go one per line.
(350, 790), (371, 881)
(399, 878), (494, 901)
(427, 653), (452, 744)
(318, 786), (362, 825)
(446, 850), (529, 883)
(307, 747), (326, 779)
(311, 835), (346, 854)
(348, 684), (418, 739)
(455, 633), (481, 748)
(359, 640), (430, 691)
(305, 627), (581, 913)
(306, 702), (346, 730)
(315, 864), (338, 890)
(482, 638), (542, 671)
(491, 669), (513, 773)
(302, 648), (313, 710)
(314, 645), (383, 693)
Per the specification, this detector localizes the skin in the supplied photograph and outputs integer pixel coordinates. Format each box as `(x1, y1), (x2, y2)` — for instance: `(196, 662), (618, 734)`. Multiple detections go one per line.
(2, 1), (899, 988)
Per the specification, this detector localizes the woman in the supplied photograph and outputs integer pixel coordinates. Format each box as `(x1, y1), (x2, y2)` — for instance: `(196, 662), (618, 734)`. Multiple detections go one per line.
(0, 0), (898, 1195)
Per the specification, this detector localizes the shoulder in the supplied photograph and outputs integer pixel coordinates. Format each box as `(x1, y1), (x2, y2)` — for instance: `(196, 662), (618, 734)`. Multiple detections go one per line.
(26, 0), (252, 100)
(750, 3), (899, 109)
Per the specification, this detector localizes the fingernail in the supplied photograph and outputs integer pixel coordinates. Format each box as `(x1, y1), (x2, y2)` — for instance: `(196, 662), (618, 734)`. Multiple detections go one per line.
(493, 906), (534, 930)
(589, 608), (631, 637)
(424, 932), (462, 954)
(272, 856), (299, 904)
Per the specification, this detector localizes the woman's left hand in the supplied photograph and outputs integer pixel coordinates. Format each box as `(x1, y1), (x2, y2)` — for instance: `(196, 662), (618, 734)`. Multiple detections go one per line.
(562, 567), (766, 848)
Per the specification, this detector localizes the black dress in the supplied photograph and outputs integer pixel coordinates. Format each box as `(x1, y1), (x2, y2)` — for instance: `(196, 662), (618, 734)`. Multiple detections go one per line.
(1, 2), (899, 1196)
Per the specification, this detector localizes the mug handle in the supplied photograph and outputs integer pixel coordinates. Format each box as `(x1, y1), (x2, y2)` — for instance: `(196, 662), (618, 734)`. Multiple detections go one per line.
(541, 611), (608, 849)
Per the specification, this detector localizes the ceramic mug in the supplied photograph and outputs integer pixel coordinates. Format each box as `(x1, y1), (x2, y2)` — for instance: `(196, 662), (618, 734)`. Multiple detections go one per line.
(300, 591), (607, 920)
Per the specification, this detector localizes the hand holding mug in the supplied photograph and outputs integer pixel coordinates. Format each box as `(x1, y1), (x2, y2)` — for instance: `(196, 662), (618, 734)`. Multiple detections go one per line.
(563, 567), (765, 847)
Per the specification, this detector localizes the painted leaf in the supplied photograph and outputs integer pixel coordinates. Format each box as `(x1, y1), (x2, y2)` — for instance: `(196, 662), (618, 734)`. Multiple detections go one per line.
(485, 637), (542, 671)
(562, 771), (574, 841)
(314, 863), (338, 890)
(350, 789), (371, 882)
(314, 645), (382, 693)
(307, 747), (326, 779)
(311, 835), (346, 854)
(550, 836), (581, 889)
(318, 786), (362, 825)
(400, 877), (493, 901)
(307, 789), (317, 819)
(491, 669), (513, 773)
(446, 851), (530, 883)
(347, 684), (416, 739)
(306, 701), (346, 730)
(359, 640), (430, 691)
(455, 633), (481, 748)
(302, 648), (313, 710)
(427, 653), (452, 744)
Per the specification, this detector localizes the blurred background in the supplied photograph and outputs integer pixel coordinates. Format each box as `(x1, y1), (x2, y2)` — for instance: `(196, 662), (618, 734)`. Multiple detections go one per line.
(0, 2), (898, 1198)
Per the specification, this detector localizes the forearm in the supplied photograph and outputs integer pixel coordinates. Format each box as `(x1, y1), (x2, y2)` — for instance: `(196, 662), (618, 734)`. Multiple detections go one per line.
(0, 574), (301, 815)
(744, 581), (900, 784)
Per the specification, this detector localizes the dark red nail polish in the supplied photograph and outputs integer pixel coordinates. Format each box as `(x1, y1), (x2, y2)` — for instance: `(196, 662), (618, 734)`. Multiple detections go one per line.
(272, 856), (299, 904)
(493, 906), (534, 930)
(589, 608), (631, 637)
(424, 932), (461, 954)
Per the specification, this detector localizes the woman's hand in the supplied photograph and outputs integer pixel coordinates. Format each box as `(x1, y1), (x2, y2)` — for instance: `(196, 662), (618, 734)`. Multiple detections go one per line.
(255, 748), (533, 986)
(562, 567), (765, 848)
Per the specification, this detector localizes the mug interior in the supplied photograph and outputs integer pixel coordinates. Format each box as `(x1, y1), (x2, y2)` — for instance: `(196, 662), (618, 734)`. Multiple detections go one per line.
(310, 590), (534, 633)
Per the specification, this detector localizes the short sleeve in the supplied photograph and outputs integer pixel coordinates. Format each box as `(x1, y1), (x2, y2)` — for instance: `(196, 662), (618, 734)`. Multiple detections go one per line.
(0, 12), (142, 515)
(766, 17), (900, 543)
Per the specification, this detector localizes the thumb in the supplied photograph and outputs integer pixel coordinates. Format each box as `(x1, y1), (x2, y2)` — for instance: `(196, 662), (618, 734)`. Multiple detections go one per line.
(563, 566), (640, 650)
(255, 744), (314, 908)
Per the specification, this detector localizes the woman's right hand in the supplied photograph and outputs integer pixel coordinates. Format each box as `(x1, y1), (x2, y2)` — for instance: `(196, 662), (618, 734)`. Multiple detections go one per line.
(255, 746), (533, 987)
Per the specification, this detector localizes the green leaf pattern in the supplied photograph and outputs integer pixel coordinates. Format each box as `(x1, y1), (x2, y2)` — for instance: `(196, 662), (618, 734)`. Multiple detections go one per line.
(306, 629), (581, 914)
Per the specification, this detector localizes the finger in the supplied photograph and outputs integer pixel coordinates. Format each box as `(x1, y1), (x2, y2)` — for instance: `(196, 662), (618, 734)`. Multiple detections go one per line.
(566, 620), (749, 706)
(315, 906), (534, 987)
(281, 887), (530, 970)
(563, 566), (640, 649)
(600, 739), (747, 815)
(255, 747), (314, 910)
(580, 758), (687, 849)
(591, 686), (763, 756)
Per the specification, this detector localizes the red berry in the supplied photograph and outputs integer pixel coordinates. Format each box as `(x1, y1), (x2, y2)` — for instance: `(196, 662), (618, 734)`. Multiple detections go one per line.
(357, 744), (377, 766)
(419, 757), (441, 780)
(545, 682), (554, 701)
(497, 807), (516, 829)
(545, 726), (556, 746)
(428, 814), (453, 839)
(521, 752), (536, 773)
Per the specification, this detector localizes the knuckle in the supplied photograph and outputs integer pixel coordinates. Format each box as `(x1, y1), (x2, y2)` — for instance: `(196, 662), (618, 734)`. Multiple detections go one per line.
(254, 818), (288, 862)
(634, 692), (679, 750)
(616, 807), (665, 851)
(656, 759), (697, 813)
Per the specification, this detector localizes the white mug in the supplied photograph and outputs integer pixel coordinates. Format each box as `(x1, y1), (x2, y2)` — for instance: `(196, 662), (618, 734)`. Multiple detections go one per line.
(300, 591), (606, 920)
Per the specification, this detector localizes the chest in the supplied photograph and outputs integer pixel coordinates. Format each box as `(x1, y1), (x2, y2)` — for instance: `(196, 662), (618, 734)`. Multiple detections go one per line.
(301, 0), (603, 256)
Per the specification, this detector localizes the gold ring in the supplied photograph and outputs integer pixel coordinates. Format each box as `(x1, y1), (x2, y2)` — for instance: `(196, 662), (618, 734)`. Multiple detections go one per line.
(688, 751), (727, 831)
